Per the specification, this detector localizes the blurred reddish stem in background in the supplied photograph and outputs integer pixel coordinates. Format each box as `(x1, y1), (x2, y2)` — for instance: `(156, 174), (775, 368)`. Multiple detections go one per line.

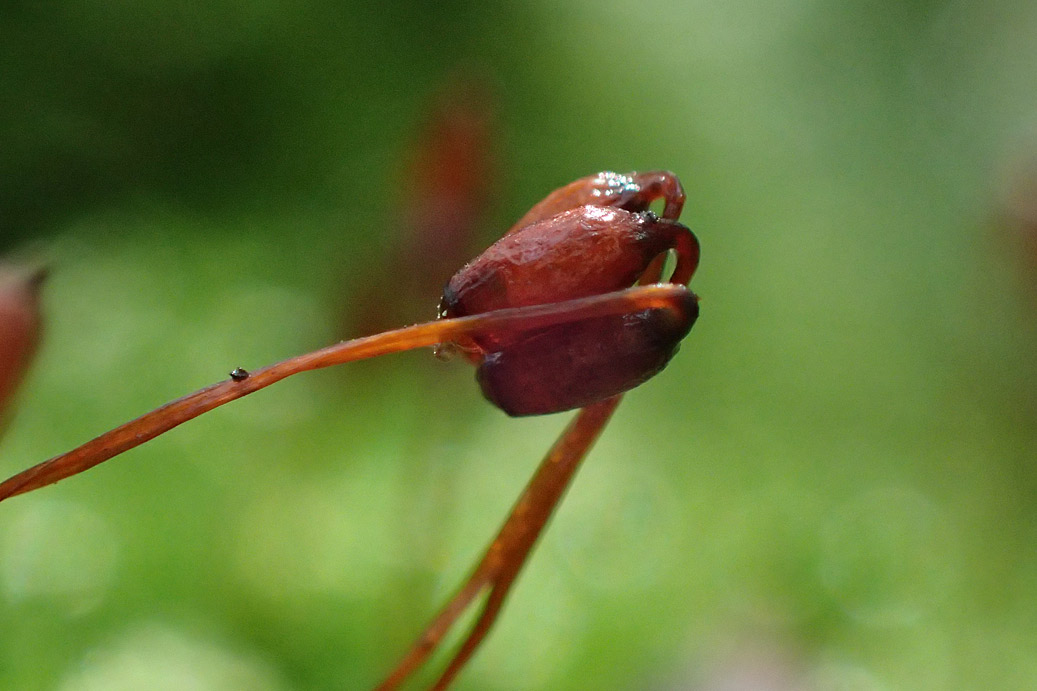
(998, 155), (1037, 303)
(351, 77), (496, 333)
(0, 264), (45, 432)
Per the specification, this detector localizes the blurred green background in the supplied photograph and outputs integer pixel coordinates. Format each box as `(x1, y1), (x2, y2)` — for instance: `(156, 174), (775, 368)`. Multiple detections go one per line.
(2, 1), (1037, 689)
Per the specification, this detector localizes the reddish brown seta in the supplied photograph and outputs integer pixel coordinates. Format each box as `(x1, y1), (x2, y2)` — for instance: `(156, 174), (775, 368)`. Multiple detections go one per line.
(0, 170), (700, 690)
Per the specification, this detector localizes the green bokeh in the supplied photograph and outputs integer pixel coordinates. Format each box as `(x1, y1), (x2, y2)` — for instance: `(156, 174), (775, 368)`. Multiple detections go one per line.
(2, 1), (1036, 689)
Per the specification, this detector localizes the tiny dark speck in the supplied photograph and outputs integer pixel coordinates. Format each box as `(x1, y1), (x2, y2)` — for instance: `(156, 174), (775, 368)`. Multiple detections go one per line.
(230, 368), (250, 382)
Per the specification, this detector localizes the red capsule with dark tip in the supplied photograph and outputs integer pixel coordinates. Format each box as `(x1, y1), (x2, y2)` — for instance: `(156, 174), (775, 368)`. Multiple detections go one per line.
(439, 184), (700, 416)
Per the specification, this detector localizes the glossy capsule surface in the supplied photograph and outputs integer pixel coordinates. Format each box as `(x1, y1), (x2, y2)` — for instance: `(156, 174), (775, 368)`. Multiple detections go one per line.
(439, 174), (699, 416)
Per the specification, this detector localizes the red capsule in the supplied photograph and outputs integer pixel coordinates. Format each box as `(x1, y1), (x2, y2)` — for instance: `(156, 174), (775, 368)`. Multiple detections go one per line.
(0, 266), (45, 424)
(440, 201), (698, 416)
